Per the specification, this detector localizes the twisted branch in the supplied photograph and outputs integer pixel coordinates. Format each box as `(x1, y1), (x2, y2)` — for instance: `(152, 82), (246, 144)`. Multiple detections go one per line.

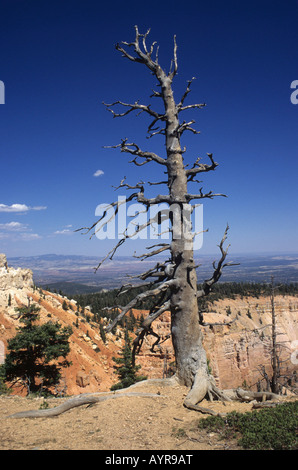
(197, 225), (239, 299)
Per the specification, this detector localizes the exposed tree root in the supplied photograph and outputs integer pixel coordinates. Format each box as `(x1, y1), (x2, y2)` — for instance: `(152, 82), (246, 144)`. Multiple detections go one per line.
(252, 401), (283, 409)
(8, 389), (165, 419)
(182, 370), (284, 417)
(235, 388), (281, 402)
(8, 375), (284, 419)
(183, 370), (232, 417)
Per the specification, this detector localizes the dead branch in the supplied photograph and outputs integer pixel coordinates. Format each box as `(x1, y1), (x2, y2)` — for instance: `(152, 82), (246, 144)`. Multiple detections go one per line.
(104, 138), (167, 166)
(141, 300), (171, 329)
(105, 280), (176, 333)
(75, 190), (139, 237)
(112, 176), (145, 191)
(93, 214), (163, 271)
(132, 300), (171, 364)
(94, 239), (126, 272)
(128, 261), (169, 282)
(133, 243), (170, 260)
(176, 119), (200, 137)
(186, 189), (227, 202)
(115, 25), (160, 73)
(103, 99), (163, 122)
(236, 388), (281, 402)
(8, 391), (165, 419)
(186, 153), (218, 182)
(252, 401), (285, 409)
(197, 225), (239, 299)
(147, 180), (168, 186)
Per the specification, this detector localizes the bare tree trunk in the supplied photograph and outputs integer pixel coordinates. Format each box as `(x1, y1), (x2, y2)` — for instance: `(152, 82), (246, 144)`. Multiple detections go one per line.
(157, 69), (206, 390)
(78, 26), (236, 409)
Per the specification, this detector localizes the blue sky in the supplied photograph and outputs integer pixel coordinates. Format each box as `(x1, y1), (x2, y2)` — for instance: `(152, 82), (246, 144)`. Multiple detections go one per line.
(0, 0), (297, 258)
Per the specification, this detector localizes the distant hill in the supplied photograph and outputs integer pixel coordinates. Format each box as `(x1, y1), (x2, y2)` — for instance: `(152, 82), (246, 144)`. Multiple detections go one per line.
(40, 281), (105, 296)
(7, 252), (298, 293)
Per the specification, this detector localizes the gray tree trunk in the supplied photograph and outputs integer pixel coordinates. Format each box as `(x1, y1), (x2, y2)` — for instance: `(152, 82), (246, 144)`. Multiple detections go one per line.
(80, 27), (234, 407)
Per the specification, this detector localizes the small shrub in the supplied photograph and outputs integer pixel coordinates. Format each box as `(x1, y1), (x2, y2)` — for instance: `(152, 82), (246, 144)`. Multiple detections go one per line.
(0, 365), (11, 395)
(39, 400), (49, 410)
(198, 401), (298, 450)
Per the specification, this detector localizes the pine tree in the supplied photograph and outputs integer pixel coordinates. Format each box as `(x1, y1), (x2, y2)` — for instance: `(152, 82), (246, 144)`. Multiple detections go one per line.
(0, 365), (10, 395)
(3, 303), (72, 395)
(110, 328), (147, 391)
(99, 321), (106, 343)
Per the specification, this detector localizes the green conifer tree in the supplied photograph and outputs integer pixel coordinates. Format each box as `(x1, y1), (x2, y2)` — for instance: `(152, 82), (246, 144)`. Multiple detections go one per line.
(3, 303), (72, 394)
(110, 328), (146, 391)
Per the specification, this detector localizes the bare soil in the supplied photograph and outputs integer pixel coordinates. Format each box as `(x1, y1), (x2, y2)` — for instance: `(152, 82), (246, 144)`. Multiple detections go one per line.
(0, 381), (255, 451)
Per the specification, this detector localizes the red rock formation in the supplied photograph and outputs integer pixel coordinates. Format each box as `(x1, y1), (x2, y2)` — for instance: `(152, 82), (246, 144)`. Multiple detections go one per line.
(0, 268), (297, 395)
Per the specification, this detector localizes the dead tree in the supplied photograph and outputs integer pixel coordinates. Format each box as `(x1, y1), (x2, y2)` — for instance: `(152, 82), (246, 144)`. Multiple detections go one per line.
(270, 275), (279, 394)
(256, 277), (297, 395)
(86, 26), (236, 410)
(10, 27), (278, 420)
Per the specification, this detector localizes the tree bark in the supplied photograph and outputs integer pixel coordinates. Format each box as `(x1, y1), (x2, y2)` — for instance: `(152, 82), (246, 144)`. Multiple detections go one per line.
(157, 45), (223, 406)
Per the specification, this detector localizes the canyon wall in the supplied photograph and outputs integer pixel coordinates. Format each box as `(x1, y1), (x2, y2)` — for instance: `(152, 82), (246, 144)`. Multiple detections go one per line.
(0, 253), (297, 395)
(134, 296), (297, 391)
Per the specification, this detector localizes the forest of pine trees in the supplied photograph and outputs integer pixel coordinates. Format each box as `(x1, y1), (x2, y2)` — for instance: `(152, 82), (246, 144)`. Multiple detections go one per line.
(71, 281), (298, 311)
(45, 281), (298, 332)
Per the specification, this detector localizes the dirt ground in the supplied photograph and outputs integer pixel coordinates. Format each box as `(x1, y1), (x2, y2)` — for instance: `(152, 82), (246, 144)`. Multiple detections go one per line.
(0, 381), (261, 451)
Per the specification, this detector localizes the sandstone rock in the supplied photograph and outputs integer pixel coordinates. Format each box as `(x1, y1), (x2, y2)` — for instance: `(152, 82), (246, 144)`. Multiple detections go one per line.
(76, 371), (90, 388)
(0, 254), (8, 270)
(90, 369), (101, 384)
(0, 268), (33, 291)
(0, 254), (34, 311)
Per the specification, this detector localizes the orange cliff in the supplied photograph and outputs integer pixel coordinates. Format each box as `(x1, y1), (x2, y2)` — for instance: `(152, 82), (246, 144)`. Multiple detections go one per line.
(0, 253), (297, 395)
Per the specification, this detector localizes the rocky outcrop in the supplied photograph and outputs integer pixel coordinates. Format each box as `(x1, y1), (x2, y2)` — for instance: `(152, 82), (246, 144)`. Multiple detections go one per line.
(135, 297), (298, 392)
(0, 254), (34, 313)
(0, 254), (8, 270)
(76, 371), (91, 388)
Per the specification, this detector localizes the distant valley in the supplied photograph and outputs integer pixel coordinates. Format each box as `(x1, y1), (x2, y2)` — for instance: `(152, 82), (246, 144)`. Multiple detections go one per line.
(7, 253), (298, 295)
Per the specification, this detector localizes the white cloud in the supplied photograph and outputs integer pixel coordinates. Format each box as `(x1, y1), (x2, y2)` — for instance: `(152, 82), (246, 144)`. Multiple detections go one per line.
(0, 221), (29, 231)
(54, 228), (73, 235)
(31, 206), (47, 211)
(0, 221), (41, 241)
(93, 169), (104, 177)
(0, 204), (29, 213)
(0, 203), (47, 213)
(20, 233), (41, 240)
